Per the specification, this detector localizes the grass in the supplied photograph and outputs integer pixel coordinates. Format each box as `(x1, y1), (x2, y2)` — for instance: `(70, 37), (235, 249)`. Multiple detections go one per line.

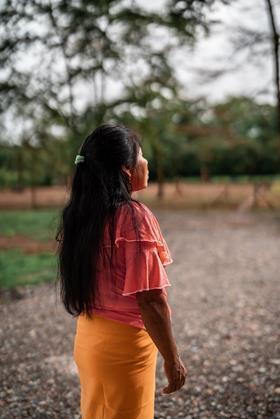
(0, 249), (57, 288)
(0, 209), (60, 288)
(0, 209), (60, 241)
(0, 184), (279, 289)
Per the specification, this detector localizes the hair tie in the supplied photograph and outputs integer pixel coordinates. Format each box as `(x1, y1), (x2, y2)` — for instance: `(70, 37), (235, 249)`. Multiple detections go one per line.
(74, 154), (85, 165)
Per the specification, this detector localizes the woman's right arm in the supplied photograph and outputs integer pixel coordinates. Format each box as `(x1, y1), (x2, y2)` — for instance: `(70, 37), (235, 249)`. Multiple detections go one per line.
(136, 289), (187, 394)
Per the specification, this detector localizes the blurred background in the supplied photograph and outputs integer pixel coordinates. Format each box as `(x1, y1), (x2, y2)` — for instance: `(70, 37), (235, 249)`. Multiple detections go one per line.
(1, 0), (280, 287)
(0, 1), (280, 417)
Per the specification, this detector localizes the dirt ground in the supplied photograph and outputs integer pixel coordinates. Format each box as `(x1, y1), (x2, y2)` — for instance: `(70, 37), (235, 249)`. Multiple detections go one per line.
(0, 235), (57, 254)
(0, 182), (279, 209)
(1, 209), (280, 418)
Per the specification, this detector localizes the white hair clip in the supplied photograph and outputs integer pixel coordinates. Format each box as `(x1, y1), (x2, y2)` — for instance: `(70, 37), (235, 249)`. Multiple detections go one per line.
(74, 154), (85, 165)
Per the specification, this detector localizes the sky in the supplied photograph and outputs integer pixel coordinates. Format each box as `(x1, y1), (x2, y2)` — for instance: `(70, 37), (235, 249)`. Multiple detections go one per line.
(103, 0), (279, 106)
(176, 0), (279, 105)
(1, 0), (280, 144)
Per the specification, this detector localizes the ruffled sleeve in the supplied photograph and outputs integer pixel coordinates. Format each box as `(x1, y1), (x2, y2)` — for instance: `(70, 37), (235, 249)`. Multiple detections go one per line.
(120, 241), (172, 296)
(113, 201), (173, 296)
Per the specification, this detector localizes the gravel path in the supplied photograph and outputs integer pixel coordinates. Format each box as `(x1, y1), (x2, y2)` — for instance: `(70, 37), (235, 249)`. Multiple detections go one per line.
(1, 209), (280, 419)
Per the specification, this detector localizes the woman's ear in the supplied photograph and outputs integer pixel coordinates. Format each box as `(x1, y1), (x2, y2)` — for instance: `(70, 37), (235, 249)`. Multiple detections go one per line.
(121, 165), (132, 178)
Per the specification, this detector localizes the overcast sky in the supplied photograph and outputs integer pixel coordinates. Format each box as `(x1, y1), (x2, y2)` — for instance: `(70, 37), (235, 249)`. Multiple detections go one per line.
(2, 0), (280, 145)
(104, 0), (279, 106)
(177, 0), (279, 105)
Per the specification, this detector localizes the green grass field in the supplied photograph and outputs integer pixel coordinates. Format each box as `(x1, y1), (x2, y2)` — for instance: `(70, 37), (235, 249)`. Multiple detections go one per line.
(0, 249), (57, 288)
(0, 209), (60, 288)
(0, 209), (60, 241)
(1, 178), (280, 289)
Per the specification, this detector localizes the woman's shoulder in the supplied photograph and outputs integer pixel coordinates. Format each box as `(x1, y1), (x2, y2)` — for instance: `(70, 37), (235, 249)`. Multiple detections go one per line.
(115, 200), (173, 266)
(124, 199), (155, 213)
(118, 200), (156, 223)
(115, 200), (160, 241)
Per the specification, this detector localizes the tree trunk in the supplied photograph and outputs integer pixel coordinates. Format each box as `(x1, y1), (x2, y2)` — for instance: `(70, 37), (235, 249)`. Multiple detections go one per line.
(152, 143), (164, 200)
(15, 150), (24, 191)
(200, 165), (210, 182)
(265, 0), (280, 135)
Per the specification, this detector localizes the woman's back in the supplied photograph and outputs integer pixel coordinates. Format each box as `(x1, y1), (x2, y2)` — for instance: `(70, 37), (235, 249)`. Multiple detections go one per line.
(93, 201), (173, 329)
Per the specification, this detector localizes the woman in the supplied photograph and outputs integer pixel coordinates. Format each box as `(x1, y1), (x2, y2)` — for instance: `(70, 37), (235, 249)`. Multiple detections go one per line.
(56, 123), (187, 419)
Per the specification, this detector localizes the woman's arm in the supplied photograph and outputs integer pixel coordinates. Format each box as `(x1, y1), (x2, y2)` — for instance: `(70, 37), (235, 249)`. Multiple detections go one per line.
(136, 289), (179, 363)
(136, 289), (187, 394)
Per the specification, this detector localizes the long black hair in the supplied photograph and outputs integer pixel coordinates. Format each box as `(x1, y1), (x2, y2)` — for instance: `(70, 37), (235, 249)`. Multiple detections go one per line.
(55, 123), (143, 319)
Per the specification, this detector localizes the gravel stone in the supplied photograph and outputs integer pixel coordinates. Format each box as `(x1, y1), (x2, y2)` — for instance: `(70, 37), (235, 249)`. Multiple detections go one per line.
(1, 209), (280, 418)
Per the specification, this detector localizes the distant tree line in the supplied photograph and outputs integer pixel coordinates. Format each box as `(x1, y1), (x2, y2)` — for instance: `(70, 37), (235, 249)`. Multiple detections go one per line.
(0, 96), (278, 188)
(0, 0), (279, 190)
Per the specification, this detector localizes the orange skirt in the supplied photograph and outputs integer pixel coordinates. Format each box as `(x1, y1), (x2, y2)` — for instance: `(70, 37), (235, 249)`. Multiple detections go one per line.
(73, 314), (158, 419)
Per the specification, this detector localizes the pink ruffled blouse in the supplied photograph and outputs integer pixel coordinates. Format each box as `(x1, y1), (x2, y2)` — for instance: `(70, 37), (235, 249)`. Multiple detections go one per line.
(92, 201), (173, 330)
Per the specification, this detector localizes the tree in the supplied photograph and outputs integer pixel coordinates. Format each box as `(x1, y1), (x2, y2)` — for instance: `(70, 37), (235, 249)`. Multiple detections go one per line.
(265, 0), (280, 133)
(192, 0), (280, 136)
(0, 0), (219, 190)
